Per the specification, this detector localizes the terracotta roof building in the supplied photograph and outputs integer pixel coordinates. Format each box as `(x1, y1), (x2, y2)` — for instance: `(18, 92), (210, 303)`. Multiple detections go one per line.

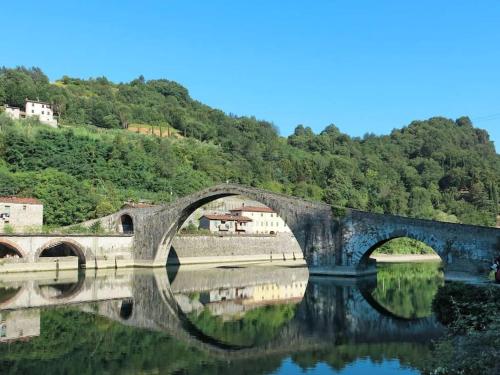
(229, 205), (291, 235)
(199, 214), (252, 233)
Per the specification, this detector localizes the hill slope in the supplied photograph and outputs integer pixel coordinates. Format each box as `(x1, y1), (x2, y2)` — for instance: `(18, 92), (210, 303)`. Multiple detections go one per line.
(0, 66), (498, 228)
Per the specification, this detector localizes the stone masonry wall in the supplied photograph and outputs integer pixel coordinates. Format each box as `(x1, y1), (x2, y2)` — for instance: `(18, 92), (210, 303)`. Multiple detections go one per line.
(170, 233), (303, 264)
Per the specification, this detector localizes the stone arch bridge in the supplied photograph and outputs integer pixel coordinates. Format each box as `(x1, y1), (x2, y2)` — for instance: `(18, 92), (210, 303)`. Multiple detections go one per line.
(90, 183), (500, 274)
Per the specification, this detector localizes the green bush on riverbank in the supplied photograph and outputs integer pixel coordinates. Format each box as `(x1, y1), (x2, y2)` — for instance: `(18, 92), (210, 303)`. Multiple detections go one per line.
(424, 283), (500, 375)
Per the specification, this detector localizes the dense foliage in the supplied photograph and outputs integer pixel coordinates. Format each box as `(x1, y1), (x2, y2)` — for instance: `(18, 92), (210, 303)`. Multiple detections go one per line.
(424, 283), (500, 375)
(0, 66), (498, 227)
(374, 237), (437, 255)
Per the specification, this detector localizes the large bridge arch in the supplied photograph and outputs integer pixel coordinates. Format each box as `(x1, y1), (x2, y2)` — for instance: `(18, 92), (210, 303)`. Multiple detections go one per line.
(130, 184), (336, 267)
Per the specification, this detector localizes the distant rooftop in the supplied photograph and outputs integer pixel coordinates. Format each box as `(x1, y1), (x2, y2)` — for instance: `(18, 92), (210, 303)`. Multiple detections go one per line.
(25, 99), (51, 105)
(4, 104), (20, 109)
(0, 196), (42, 205)
(201, 214), (252, 222)
(229, 206), (274, 213)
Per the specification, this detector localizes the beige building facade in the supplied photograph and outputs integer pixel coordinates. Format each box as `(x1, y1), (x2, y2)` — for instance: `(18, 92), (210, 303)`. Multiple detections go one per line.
(229, 206), (291, 234)
(25, 100), (57, 127)
(3, 105), (20, 120)
(199, 214), (252, 233)
(0, 197), (44, 233)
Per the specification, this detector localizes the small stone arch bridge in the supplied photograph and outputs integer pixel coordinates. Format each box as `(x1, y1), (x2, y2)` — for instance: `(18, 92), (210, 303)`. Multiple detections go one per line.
(90, 184), (500, 274)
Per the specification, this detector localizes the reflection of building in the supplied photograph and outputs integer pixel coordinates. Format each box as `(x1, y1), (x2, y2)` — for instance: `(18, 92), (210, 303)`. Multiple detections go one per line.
(229, 206), (291, 234)
(199, 214), (252, 233)
(0, 197), (43, 233)
(0, 310), (40, 342)
(196, 280), (307, 318)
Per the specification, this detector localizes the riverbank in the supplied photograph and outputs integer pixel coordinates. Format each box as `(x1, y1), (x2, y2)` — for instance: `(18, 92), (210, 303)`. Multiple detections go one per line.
(370, 254), (442, 263)
(423, 282), (500, 374)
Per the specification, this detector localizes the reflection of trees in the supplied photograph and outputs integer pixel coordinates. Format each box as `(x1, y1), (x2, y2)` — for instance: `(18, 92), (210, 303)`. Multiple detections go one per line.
(188, 304), (297, 346)
(371, 263), (444, 319)
(291, 342), (430, 373)
(0, 308), (284, 375)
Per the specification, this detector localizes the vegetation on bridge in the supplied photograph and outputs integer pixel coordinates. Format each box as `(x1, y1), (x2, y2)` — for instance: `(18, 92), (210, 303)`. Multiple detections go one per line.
(0, 66), (498, 229)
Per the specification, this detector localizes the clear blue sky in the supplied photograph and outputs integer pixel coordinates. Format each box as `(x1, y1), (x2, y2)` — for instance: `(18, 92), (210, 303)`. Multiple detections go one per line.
(2, 1), (500, 148)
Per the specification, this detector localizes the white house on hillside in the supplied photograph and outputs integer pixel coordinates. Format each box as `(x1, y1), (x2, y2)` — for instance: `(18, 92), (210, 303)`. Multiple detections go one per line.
(3, 105), (20, 120)
(25, 100), (57, 127)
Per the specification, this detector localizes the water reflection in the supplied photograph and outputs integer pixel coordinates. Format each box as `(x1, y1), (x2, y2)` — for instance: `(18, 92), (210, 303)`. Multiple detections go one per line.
(369, 262), (444, 319)
(0, 262), (445, 374)
(172, 265), (308, 346)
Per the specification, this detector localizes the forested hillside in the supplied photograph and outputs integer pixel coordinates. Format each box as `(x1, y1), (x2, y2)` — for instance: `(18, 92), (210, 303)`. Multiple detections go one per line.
(0, 66), (498, 228)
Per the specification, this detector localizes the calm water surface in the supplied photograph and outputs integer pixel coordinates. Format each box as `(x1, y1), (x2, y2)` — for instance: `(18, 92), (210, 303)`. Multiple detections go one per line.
(0, 261), (444, 374)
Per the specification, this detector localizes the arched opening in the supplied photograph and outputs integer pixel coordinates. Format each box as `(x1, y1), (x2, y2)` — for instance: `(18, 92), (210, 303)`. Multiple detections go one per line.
(168, 195), (304, 267)
(171, 264), (308, 348)
(0, 242), (23, 259)
(363, 237), (444, 320)
(37, 272), (85, 300)
(119, 299), (134, 320)
(39, 242), (86, 268)
(120, 214), (134, 234)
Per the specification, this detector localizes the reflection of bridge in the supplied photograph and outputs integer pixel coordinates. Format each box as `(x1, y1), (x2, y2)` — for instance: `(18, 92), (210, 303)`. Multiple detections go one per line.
(2, 183), (499, 273)
(0, 266), (443, 357)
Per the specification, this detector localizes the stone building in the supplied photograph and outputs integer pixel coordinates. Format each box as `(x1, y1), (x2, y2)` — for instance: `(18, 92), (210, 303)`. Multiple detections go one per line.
(25, 100), (57, 127)
(229, 206), (291, 234)
(3, 105), (20, 120)
(0, 197), (43, 233)
(199, 214), (252, 233)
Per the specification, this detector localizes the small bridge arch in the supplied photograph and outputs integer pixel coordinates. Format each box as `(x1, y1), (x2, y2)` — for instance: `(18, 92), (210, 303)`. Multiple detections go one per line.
(0, 238), (26, 259)
(36, 238), (88, 267)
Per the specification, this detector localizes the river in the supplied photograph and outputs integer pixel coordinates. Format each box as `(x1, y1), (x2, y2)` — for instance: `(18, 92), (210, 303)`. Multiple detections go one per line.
(0, 261), (445, 374)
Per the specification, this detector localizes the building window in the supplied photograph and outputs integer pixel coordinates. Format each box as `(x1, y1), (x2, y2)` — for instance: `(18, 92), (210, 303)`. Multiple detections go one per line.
(23, 205), (27, 210)
(42, 111), (44, 115)
(42, 104), (44, 108)
(32, 110), (34, 113)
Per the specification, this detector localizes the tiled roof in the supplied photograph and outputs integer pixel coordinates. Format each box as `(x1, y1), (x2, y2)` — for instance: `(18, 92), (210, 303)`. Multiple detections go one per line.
(0, 196), (42, 205)
(229, 206), (274, 213)
(201, 214), (252, 222)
